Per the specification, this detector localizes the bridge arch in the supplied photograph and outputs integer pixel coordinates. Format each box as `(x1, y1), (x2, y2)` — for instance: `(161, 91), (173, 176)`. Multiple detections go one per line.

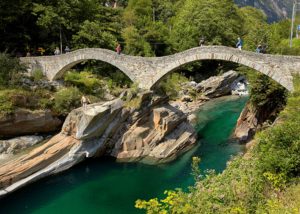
(22, 48), (138, 83)
(145, 47), (295, 91)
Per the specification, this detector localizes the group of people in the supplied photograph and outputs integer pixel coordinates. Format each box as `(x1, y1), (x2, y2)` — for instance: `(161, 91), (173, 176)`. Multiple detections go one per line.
(198, 36), (267, 53)
(54, 46), (71, 55)
(236, 37), (267, 53)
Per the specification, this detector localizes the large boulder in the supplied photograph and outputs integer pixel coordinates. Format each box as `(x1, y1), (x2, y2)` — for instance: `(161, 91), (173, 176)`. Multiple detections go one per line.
(112, 105), (197, 164)
(196, 70), (240, 98)
(0, 109), (62, 138)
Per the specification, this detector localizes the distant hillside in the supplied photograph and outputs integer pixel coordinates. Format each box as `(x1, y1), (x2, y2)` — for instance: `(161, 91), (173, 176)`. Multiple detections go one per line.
(235, 0), (293, 22)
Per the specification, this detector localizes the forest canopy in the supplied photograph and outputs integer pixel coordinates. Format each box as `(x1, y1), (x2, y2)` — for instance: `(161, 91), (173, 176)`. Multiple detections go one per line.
(1, 0), (298, 56)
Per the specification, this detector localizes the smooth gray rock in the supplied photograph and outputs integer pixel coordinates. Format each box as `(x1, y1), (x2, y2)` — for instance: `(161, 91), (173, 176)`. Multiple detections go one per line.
(0, 135), (44, 156)
(196, 70), (240, 98)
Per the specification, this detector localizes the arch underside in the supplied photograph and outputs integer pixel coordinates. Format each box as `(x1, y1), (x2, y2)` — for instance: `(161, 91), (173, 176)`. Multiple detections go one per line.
(52, 58), (136, 82)
(149, 54), (293, 91)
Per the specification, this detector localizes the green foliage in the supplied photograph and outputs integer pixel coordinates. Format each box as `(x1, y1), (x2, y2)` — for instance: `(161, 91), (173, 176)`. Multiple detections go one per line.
(0, 53), (26, 86)
(32, 69), (44, 82)
(238, 6), (268, 51)
(72, 18), (118, 49)
(257, 183), (300, 213)
(124, 96), (142, 109)
(237, 66), (287, 121)
(122, 0), (171, 56)
(0, 90), (14, 115)
(123, 83), (143, 109)
(53, 87), (82, 115)
(191, 157), (201, 182)
(135, 190), (192, 214)
(0, 87), (57, 115)
(64, 71), (104, 96)
(158, 73), (189, 100)
(169, 0), (242, 51)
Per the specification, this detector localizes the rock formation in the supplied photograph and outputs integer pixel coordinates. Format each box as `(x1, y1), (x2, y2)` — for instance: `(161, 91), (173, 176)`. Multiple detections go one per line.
(0, 92), (196, 196)
(196, 70), (240, 98)
(112, 105), (196, 163)
(0, 109), (62, 137)
(234, 103), (258, 142)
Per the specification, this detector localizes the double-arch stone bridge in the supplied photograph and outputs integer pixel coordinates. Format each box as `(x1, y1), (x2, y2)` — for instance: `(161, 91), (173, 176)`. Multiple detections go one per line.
(20, 46), (300, 91)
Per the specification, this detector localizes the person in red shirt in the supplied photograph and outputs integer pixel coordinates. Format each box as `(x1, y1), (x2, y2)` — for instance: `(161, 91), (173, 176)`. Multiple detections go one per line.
(116, 43), (122, 55)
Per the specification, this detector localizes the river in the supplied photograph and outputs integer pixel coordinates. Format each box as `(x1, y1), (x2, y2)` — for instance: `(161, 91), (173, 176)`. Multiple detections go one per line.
(0, 95), (248, 214)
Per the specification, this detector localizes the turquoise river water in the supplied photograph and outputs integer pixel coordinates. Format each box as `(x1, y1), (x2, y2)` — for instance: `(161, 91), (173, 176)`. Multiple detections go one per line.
(0, 96), (248, 214)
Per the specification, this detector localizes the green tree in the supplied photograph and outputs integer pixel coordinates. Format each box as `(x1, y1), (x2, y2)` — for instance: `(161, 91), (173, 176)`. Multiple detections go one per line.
(238, 6), (269, 51)
(0, 53), (27, 86)
(32, 0), (120, 51)
(122, 0), (171, 56)
(169, 0), (242, 52)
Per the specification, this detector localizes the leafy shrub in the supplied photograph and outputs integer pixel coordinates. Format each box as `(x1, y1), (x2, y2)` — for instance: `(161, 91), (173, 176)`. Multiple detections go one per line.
(32, 69), (44, 82)
(237, 66), (287, 123)
(0, 91), (14, 115)
(64, 71), (104, 96)
(124, 96), (142, 109)
(39, 98), (54, 110)
(0, 89), (34, 115)
(158, 72), (189, 100)
(0, 88), (56, 115)
(0, 53), (27, 86)
(53, 87), (82, 115)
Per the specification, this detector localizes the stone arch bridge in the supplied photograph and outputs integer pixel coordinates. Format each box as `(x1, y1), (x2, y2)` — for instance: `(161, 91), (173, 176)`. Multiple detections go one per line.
(20, 46), (300, 91)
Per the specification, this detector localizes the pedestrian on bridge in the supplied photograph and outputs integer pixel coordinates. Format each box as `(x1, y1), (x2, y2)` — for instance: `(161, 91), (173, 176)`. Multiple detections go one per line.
(116, 43), (122, 55)
(256, 44), (262, 53)
(236, 37), (243, 50)
(199, 36), (205, 46)
(65, 46), (70, 53)
(54, 47), (60, 55)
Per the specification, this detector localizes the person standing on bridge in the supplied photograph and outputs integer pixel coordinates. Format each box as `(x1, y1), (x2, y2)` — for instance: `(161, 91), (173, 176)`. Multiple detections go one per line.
(54, 47), (60, 55)
(236, 37), (243, 50)
(116, 43), (122, 55)
(256, 44), (262, 53)
(65, 46), (70, 53)
(199, 36), (205, 46)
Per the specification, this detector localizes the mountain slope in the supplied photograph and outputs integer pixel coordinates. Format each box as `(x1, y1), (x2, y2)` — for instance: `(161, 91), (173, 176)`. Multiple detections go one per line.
(235, 0), (293, 22)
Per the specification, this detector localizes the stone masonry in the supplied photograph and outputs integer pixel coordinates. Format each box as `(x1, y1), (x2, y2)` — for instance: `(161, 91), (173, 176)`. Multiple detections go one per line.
(20, 46), (300, 91)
